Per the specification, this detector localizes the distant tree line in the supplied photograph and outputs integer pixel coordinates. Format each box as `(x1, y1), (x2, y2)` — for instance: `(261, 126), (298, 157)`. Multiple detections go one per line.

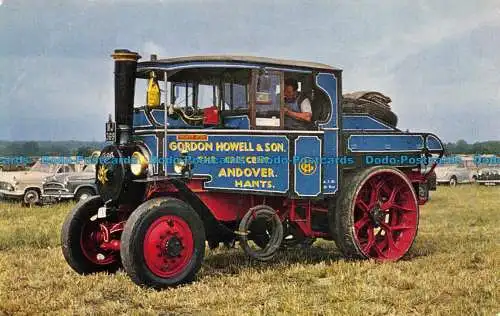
(0, 141), (105, 157)
(444, 140), (500, 155)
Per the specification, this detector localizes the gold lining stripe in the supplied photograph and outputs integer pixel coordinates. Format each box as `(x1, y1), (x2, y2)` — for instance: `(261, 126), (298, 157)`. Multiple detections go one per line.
(111, 53), (141, 61)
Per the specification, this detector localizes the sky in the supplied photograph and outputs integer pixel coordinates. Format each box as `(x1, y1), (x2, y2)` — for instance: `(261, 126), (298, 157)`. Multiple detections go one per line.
(0, 0), (499, 143)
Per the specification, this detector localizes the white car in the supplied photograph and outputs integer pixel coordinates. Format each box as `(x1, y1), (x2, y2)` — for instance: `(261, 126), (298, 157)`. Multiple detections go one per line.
(0, 158), (79, 205)
(435, 162), (477, 186)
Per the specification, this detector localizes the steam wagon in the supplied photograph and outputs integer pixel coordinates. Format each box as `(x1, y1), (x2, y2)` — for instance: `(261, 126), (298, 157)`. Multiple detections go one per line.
(61, 49), (444, 288)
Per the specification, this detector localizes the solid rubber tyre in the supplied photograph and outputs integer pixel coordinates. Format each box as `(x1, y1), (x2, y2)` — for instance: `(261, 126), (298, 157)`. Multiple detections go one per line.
(332, 166), (419, 261)
(120, 198), (206, 288)
(61, 196), (121, 274)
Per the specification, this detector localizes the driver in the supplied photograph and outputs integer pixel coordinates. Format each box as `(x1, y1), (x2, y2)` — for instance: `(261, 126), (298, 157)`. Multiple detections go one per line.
(283, 78), (312, 129)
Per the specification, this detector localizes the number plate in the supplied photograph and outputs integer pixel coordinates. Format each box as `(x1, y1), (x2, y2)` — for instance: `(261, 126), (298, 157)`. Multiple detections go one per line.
(105, 121), (116, 142)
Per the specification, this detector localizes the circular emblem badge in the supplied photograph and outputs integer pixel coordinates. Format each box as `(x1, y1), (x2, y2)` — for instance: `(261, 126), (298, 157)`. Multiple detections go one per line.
(298, 157), (317, 176)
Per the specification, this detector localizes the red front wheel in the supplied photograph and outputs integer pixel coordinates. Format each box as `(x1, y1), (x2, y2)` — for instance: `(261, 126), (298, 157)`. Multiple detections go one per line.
(332, 167), (419, 261)
(120, 198), (205, 288)
(61, 196), (121, 274)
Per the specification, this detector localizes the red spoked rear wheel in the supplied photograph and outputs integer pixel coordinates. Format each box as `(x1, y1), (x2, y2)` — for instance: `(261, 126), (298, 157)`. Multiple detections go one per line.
(332, 167), (419, 261)
(143, 215), (194, 278)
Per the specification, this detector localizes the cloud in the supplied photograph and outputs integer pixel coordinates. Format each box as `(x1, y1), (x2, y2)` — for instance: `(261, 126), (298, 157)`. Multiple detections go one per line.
(363, 7), (500, 72)
(0, 0), (499, 142)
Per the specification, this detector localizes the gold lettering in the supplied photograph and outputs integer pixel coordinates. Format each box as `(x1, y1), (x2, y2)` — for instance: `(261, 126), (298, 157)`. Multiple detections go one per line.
(218, 168), (275, 178)
(233, 179), (273, 188)
(265, 142), (285, 152)
(169, 142), (213, 152)
(218, 168), (227, 177)
(216, 142), (254, 152)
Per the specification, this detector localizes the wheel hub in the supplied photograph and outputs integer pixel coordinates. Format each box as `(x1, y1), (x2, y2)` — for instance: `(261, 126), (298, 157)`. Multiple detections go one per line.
(369, 204), (383, 227)
(165, 236), (183, 257)
(143, 215), (195, 278)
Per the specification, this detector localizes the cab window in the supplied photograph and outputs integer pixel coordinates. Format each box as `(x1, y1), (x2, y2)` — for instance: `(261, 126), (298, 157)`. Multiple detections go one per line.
(172, 82), (195, 108)
(171, 81), (220, 112)
(221, 69), (250, 112)
(223, 83), (248, 111)
(253, 70), (282, 128)
(196, 83), (219, 109)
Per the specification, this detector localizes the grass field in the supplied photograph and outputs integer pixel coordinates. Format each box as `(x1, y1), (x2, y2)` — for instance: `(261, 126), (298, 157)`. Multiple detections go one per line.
(0, 186), (498, 315)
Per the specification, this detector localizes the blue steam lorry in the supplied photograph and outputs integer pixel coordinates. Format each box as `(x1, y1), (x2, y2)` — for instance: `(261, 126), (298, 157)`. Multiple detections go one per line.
(61, 49), (444, 288)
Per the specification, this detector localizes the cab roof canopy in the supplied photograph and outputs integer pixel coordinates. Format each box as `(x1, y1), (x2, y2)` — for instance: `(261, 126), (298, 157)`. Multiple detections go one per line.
(138, 55), (341, 73)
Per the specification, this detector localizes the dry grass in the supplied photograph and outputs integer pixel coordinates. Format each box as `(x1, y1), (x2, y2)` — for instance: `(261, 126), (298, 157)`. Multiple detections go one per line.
(0, 186), (498, 315)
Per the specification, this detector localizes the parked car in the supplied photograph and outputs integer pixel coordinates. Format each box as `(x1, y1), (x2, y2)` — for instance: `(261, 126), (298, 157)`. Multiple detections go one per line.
(476, 168), (500, 186)
(0, 158), (79, 205)
(42, 164), (97, 202)
(435, 156), (478, 186)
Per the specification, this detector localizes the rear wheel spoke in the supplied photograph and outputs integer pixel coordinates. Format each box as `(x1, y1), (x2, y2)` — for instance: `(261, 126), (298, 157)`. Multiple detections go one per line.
(362, 228), (375, 254)
(373, 243), (387, 259)
(392, 204), (416, 212)
(380, 183), (393, 197)
(368, 179), (383, 206)
(385, 232), (400, 252)
(379, 221), (392, 233)
(354, 216), (370, 231)
(390, 224), (414, 231)
(378, 236), (388, 250)
(382, 186), (400, 209)
(356, 200), (370, 214)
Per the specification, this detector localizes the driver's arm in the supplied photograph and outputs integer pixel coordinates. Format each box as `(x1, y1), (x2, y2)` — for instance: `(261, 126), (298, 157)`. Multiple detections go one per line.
(285, 110), (312, 122)
(284, 98), (312, 122)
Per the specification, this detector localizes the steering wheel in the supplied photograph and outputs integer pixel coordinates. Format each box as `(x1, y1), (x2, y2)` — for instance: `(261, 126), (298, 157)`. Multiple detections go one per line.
(184, 106), (195, 116)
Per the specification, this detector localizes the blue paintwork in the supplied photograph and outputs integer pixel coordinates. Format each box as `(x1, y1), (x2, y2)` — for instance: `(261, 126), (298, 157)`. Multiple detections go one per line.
(342, 115), (395, 131)
(426, 135), (443, 151)
(133, 110), (151, 127)
(222, 116), (250, 129)
(314, 72), (340, 194)
(138, 61), (316, 74)
(164, 134), (290, 193)
(129, 61), (445, 198)
(294, 136), (322, 196)
(348, 135), (424, 152)
(139, 134), (159, 174)
(133, 109), (199, 128)
(322, 130), (339, 194)
(316, 73), (338, 129)
(151, 110), (166, 125)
